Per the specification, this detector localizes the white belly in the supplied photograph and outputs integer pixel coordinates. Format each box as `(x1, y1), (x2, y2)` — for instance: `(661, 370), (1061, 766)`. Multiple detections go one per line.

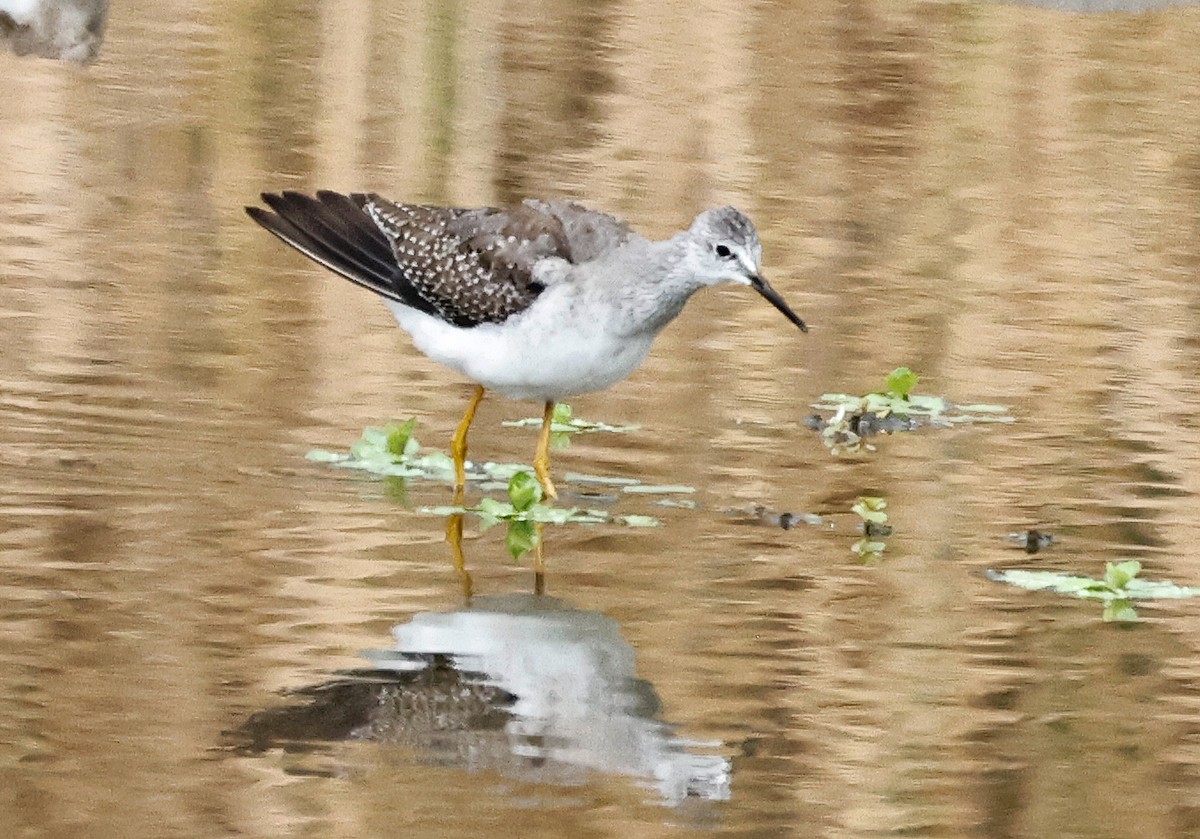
(383, 297), (658, 403)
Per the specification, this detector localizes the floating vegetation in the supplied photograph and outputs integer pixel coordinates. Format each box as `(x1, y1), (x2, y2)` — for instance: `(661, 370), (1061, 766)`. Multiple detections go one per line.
(621, 484), (696, 495)
(808, 367), (1012, 454)
(423, 471), (660, 533)
(308, 419), (458, 479)
(851, 496), (892, 560)
(987, 560), (1200, 622)
(309, 418), (664, 495)
(502, 402), (639, 435)
(563, 473), (697, 498)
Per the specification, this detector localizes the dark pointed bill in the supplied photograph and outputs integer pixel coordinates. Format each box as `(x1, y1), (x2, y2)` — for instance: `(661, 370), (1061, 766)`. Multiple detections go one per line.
(750, 275), (807, 333)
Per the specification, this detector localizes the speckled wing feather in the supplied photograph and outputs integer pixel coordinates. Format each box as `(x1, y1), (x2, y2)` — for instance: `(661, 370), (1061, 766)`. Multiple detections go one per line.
(364, 196), (571, 327)
(246, 191), (631, 329)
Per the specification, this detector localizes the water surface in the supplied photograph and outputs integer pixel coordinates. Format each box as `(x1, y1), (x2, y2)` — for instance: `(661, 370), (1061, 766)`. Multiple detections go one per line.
(3, 1), (1200, 837)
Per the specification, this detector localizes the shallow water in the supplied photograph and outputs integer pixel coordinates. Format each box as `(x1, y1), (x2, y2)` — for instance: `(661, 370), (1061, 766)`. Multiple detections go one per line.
(4, 1), (1200, 837)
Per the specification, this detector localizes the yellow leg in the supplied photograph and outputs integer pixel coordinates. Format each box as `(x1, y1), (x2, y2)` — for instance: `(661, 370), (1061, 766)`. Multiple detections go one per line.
(445, 512), (473, 601)
(451, 385), (486, 502)
(533, 400), (558, 500)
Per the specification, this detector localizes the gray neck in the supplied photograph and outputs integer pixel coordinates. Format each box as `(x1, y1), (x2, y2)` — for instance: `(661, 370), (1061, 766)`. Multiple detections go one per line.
(601, 234), (704, 338)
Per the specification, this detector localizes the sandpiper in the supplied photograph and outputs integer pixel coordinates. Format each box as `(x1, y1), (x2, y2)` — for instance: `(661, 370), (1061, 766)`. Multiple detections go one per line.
(246, 191), (807, 499)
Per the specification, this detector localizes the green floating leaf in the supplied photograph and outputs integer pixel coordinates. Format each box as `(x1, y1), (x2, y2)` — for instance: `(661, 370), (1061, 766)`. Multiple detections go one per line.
(622, 484), (696, 495)
(906, 394), (947, 414)
(852, 538), (887, 560)
(502, 402), (640, 435)
(617, 514), (661, 528)
(1104, 600), (1139, 622)
(1121, 577), (1200, 599)
(507, 471), (542, 512)
(562, 472), (642, 487)
(885, 367), (919, 399)
(851, 496), (889, 524)
(987, 563), (1200, 618)
(505, 519), (540, 560)
(655, 498), (698, 509)
(987, 569), (1111, 598)
(311, 420), (459, 480)
(421, 505), (467, 516)
(386, 417), (418, 457)
(955, 403), (1010, 414)
(1105, 560), (1141, 590)
(419, 498), (613, 527)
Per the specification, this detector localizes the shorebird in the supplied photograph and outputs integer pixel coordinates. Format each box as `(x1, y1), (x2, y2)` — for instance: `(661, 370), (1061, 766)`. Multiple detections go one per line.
(246, 191), (807, 500)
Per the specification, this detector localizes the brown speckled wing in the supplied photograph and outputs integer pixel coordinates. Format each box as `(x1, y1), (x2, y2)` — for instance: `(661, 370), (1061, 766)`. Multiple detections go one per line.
(364, 196), (570, 328)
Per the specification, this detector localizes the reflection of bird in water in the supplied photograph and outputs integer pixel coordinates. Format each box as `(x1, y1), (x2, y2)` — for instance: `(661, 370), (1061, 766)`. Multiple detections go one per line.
(0, 0), (107, 62)
(235, 594), (731, 806)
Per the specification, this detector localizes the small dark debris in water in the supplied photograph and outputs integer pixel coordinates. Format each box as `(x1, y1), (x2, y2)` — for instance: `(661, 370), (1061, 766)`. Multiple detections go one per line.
(1007, 530), (1055, 554)
(732, 504), (826, 530)
(805, 410), (931, 455)
(804, 412), (924, 437)
(862, 521), (894, 538)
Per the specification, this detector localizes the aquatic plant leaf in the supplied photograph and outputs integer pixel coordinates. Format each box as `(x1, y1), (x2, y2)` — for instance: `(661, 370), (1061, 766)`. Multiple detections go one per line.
(851, 497), (888, 524)
(987, 569), (1109, 596)
(505, 519), (539, 560)
(986, 566), (1200, 604)
(1121, 577), (1200, 599)
(617, 514), (661, 527)
(906, 394), (947, 414)
(1103, 600), (1139, 622)
(955, 403), (1009, 413)
(852, 538), (887, 559)
(654, 498), (698, 509)
(562, 472), (642, 486)
(885, 367), (919, 399)
(1105, 560), (1141, 590)
(419, 501), (619, 527)
(474, 497), (511, 529)
(507, 471), (542, 512)
(622, 484), (696, 495)
(386, 418), (418, 457)
(502, 402), (639, 434)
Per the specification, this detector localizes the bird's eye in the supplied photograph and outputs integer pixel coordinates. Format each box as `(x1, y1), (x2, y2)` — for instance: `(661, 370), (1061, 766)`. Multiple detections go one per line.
(715, 244), (732, 258)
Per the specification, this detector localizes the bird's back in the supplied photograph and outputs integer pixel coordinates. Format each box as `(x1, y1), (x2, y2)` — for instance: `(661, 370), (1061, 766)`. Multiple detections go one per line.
(246, 191), (639, 329)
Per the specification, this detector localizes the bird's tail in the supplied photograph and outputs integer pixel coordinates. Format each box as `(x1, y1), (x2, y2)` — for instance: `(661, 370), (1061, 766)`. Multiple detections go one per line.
(245, 191), (411, 306)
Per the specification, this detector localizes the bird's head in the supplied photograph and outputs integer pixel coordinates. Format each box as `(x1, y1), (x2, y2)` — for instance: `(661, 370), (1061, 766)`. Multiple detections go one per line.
(685, 207), (808, 332)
